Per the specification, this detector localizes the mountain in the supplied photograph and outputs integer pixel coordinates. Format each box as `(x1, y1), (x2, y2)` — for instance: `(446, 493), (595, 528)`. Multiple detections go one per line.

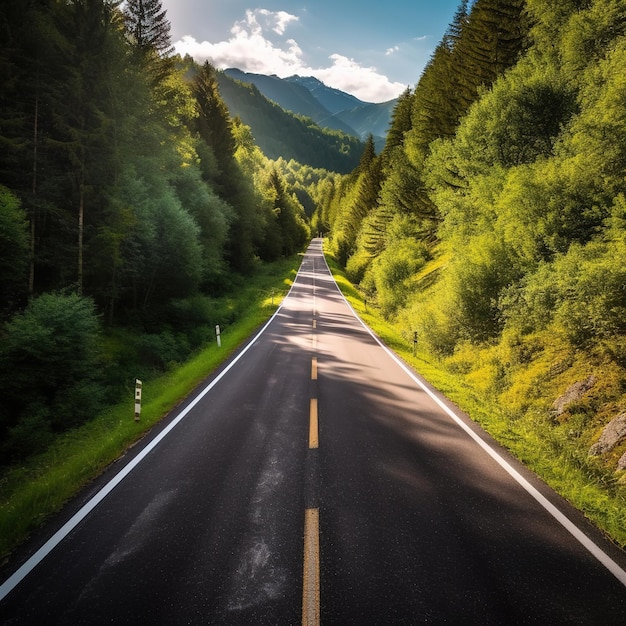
(223, 69), (357, 137)
(215, 71), (364, 173)
(336, 100), (398, 144)
(223, 69), (327, 122)
(223, 69), (397, 148)
(285, 75), (364, 114)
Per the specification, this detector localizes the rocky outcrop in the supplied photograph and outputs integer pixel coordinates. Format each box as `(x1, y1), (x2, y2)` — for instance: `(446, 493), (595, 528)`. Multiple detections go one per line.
(551, 376), (597, 417)
(589, 413), (626, 456)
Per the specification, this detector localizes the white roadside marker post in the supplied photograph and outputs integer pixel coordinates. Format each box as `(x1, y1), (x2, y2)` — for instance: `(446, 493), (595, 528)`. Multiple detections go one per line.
(216, 324), (221, 348)
(134, 379), (142, 422)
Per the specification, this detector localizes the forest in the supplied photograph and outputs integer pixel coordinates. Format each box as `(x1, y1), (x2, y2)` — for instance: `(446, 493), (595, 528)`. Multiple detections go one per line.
(322, 0), (626, 503)
(0, 0), (316, 463)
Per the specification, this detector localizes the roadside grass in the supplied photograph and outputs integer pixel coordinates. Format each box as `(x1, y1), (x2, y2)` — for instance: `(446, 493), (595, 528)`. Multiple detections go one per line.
(324, 252), (626, 549)
(0, 255), (301, 562)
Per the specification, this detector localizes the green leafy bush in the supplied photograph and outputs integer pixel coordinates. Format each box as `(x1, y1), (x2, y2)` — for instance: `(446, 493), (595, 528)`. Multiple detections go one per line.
(0, 293), (105, 461)
(502, 239), (626, 348)
(369, 236), (430, 316)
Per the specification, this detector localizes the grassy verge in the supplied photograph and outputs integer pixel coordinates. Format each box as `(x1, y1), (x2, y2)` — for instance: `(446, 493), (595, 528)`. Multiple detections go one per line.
(0, 256), (301, 561)
(325, 252), (626, 549)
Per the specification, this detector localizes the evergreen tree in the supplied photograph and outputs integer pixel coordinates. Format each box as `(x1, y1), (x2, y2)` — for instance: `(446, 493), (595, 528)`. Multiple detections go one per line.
(123, 0), (173, 88)
(193, 62), (237, 178)
(453, 0), (527, 110)
(47, 0), (124, 293)
(0, 186), (29, 316)
(0, 0), (68, 295)
(409, 0), (470, 153)
(382, 88), (414, 157)
(331, 136), (383, 264)
(353, 136), (383, 226)
(448, 0), (470, 42)
(123, 0), (173, 57)
(0, 293), (105, 461)
(192, 62), (265, 272)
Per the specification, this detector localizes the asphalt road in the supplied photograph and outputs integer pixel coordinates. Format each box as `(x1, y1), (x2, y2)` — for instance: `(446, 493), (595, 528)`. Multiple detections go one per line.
(2, 238), (626, 624)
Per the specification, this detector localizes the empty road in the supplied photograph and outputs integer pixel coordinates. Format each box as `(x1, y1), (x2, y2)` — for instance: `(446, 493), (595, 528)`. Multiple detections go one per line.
(1, 238), (626, 624)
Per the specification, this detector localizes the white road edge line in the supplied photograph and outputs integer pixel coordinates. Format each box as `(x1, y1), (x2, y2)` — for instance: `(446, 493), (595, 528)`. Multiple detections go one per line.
(0, 255), (309, 602)
(318, 242), (626, 589)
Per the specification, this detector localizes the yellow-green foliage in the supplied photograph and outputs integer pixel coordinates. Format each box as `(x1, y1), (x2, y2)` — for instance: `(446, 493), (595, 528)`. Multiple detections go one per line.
(327, 251), (626, 547)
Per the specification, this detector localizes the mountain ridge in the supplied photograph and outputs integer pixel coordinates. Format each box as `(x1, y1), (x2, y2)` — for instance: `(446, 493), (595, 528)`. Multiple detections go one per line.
(223, 68), (396, 148)
(285, 75), (365, 114)
(215, 70), (364, 173)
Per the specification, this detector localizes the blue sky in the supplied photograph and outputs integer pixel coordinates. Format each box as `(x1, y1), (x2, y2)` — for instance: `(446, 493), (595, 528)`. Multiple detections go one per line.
(161, 1), (464, 102)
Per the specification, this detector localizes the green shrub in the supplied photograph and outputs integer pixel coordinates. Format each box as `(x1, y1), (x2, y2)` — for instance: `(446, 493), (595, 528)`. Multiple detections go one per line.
(137, 331), (191, 371)
(502, 239), (626, 348)
(0, 293), (105, 462)
(371, 238), (429, 315)
(345, 248), (372, 284)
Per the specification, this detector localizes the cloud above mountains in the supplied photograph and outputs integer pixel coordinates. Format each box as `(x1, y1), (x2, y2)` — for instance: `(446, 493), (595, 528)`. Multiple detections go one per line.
(174, 8), (406, 103)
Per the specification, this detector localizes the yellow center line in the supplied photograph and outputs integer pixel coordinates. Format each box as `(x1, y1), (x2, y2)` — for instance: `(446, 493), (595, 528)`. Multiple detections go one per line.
(309, 399), (319, 449)
(304, 266), (320, 625)
(302, 508), (320, 626)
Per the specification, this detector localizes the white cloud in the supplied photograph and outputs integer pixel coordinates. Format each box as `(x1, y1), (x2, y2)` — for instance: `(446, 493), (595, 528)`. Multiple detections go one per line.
(385, 45), (400, 56)
(311, 54), (405, 102)
(244, 8), (299, 36)
(271, 10), (299, 35)
(172, 8), (405, 102)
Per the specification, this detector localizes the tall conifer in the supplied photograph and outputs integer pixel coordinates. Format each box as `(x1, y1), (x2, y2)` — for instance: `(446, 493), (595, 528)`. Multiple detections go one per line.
(123, 0), (172, 57)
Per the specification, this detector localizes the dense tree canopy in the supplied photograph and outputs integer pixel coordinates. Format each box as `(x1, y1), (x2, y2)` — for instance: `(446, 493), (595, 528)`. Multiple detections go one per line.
(0, 0), (313, 461)
(315, 1), (626, 500)
(325, 0), (529, 291)
(322, 0), (626, 363)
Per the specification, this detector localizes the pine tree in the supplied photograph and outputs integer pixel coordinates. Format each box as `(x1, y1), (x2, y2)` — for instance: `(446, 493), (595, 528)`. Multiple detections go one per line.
(47, 0), (123, 294)
(382, 88), (414, 157)
(409, 0), (527, 157)
(192, 62), (263, 272)
(332, 136), (383, 263)
(266, 168), (308, 256)
(123, 0), (173, 87)
(123, 0), (173, 57)
(453, 0), (528, 110)
(353, 136), (383, 223)
(0, 0), (67, 295)
(0, 186), (29, 316)
(447, 0), (470, 42)
(355, 134), (377, 175)
(193, 62), (237, 175)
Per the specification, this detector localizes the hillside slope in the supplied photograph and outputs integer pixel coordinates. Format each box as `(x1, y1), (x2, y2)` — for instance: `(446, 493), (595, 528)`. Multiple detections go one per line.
(224, 69), (359, 137)
(216, 71), (363, 173)
(224, 69), (396, 148)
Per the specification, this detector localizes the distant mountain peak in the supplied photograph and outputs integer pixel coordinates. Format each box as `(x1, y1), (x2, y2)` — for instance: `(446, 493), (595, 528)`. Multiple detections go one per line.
(222, 68), (398, 148)
(285, 75), (366, 110)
